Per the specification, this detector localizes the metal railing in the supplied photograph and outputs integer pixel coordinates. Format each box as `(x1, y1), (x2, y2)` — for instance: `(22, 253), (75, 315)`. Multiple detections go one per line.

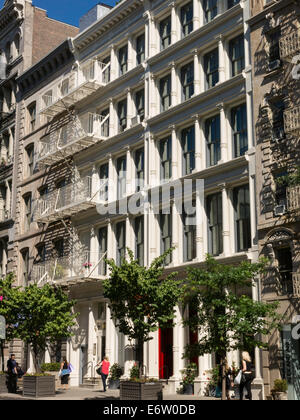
(280, 28), (300, 59)
(284, 106), (300, 134)
(33, 176), (93, 221)
(31, 251), (107, 284)
(40, 60), (110, 114)
(37, 113), (109, 162)
(287, 185), (300, 212)
(292, 272), (300, 297)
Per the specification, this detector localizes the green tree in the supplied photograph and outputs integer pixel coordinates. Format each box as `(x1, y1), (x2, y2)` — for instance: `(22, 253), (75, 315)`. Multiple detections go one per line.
(182, 255), (281, 400)
(103, 248), (181, 373)
(16, 283), (77, 373)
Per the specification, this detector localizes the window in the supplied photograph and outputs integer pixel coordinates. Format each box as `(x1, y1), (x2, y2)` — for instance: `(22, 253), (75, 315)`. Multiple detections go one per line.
(231, 104), (248, 157)
(274, 171), (288, 207)
(228, 0), (240, 8)
(268, 29), (281, 64)
(136, 34), (145, 65)
(204, 49), (219, 89)
(21, 248), (29, 286)
(160, 16), (171, 50)
(102, 56), (111, 84)
(181, 2), (193, 37)
(181, 62), (194, 101)
(272, 101), (285, 141)
(160, 213), (172, 265)
(98, 227), (107, 275)
(101, 108), (110, 137)
(182, 200), (196, 262)
(182, 126), (195, 175)
(60, 79), (69, 96)
(135, 148), (144, 192)
(160, 74), (171, 112)
(53, 238), (64, 258)
(117, 156), (127, 199)
(28, 103), (36, 132)
(207, 193), (223, 256)
(116, 221), (126, 266)
(5, 42), (11, 63)
(160, 136), (172, 181)
(205, 115), (221, 167)
(23, 193), (32, 232)
(99, 163), (109, 202)
(233, 185), (251, 252)
(14, 34), (20, 58)
(204, 0), (218, 23)
(26, 144), (34, 177)
(135, 89), (145, 122)
(135, 216), (144, 266)
(229, 35), (245, 76)
(118, 99), (127, 133)
(119, 45), (128, 76)
(276, 247), (293, 295)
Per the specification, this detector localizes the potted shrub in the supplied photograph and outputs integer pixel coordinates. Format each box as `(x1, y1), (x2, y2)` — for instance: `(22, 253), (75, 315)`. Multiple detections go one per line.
(0, 372), (8, 393)
(41, 363), (61, 390)
(271, 379), (288, 400)
(120, 364), (163, 400)
(108, 363), (123, 390)
(23, 373), (55, 398)
(207, 367), (222, 398)
(180, 363), (198, 395)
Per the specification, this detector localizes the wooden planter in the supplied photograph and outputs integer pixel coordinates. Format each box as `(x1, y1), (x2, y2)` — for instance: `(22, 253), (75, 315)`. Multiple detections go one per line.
(0, 375), (8, 393)
(44, 371), (60, 390)
(120, 381), (163, 400)
(23, 375), (55, 398)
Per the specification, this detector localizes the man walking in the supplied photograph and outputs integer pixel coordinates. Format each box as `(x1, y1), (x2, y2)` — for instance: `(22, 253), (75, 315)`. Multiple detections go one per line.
(7, 354), (18, 393)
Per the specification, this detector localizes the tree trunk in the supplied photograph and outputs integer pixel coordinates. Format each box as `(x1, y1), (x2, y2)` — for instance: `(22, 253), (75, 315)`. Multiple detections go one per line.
(0, 340), (4, 372)
(136, 338), (144, 377)
(221, 358), (227, 401)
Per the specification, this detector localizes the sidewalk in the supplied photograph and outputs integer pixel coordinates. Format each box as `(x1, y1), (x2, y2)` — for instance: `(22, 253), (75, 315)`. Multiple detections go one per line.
(0, 387), (219, 400)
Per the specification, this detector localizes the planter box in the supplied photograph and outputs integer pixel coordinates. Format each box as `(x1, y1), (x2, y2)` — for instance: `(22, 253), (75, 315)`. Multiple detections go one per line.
(44, 371), (60, 390)
(23, 376), (55, 398)
(120, 381), (163, 400)
(273, 391), (288, 401)
(109, 379), (120, 390)
(183, 384), (194, 395)
(0, 375), (8, 393)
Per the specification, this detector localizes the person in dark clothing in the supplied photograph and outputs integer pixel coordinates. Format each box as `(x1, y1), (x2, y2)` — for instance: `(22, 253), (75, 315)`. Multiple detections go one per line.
(60, 358), (70, 390)
(239, 351), (254, 400)
(7, 354), (18, 393)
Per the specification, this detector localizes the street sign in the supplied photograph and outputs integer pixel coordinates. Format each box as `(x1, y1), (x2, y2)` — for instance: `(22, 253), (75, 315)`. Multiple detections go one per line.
(0, 315), (5, 340)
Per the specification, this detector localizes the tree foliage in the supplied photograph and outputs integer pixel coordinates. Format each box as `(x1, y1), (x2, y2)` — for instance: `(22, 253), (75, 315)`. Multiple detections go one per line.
(182, 255), (282, 399)
(0, 274), (23, 341)
(103, 248), (181, 366)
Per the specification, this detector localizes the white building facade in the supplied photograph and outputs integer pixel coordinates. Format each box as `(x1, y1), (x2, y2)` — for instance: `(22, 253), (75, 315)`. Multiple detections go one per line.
(17, 0), (264, 397)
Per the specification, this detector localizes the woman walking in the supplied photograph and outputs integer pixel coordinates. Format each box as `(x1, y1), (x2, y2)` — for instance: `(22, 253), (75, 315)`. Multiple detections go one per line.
(60, 357), (71, 391)
(239, 352), (253, 400)
(97, 356), (110, 392)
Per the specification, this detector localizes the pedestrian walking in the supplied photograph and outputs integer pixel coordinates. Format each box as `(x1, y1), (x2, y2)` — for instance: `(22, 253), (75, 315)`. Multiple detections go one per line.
(97, 356), (110, 392)
(59, 357), (71, 390)
(7, 354), (18, 393)
(239, 351), (254, 400)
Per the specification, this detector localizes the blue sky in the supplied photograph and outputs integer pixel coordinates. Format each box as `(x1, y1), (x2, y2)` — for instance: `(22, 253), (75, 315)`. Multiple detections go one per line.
(0, 1), (116, 27)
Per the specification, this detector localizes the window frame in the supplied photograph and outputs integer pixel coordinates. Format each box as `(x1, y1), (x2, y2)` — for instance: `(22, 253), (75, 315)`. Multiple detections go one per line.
(233, 185), (251, 252)
(231, 103), (248, 158)
(205, 115), (221, 167)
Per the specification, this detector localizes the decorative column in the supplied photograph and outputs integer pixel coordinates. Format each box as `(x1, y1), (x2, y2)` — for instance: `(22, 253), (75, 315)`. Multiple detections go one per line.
(143, 12), (150, 59)
(170, 62), (178, 107)
(217, 34), (226, 84)
(109, 98), (116, 137)
(195, 181), (205, 261)
(127, 34), (134, 71)
(105, 303), (116, 365)
(193, 0), (200, 30)
(87, 304), (96, 378)
(149, 74), (158, 117)
(107, 154), (115, 203)
(126, 88), (133, 129)
(149, 13), (157, 57)
(125, 145), (134, 196)
(219, 183), (231, 256)
(193, 49), (200, 96)
(110, 44), (117, 81)
(170, 124), (179, 179)
(171, 306), (185, 380)
(217, 102), (228, 163)
(170, 2), (178, 44)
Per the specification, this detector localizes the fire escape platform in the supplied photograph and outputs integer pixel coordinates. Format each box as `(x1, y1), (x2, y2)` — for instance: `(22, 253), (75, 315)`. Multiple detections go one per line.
(35, 200), (97, 224)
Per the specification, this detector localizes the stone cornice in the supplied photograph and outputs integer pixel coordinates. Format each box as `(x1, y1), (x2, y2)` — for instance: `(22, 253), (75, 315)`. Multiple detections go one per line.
(0, 1), (24, 33)
(74, 0), (143, 52)
(247, 0), (298, 27)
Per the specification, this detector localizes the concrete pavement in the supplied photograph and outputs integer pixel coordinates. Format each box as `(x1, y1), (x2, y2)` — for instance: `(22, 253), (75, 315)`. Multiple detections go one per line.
(0, 387), (219, 400)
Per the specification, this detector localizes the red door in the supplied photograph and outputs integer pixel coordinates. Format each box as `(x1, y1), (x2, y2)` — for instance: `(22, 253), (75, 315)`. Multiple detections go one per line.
(159, 326), (173, 379)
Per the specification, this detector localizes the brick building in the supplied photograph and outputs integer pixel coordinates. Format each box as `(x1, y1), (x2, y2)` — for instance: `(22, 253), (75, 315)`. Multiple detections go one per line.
(0, 0), (78, 368)
(249, 0), (300, 400)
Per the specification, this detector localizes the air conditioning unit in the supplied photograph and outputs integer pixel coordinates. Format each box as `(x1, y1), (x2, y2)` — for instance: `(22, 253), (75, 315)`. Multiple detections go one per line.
(268, 60), (281, 72)
(274, 204), (286, 216)
(131, 115), (141, 126)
